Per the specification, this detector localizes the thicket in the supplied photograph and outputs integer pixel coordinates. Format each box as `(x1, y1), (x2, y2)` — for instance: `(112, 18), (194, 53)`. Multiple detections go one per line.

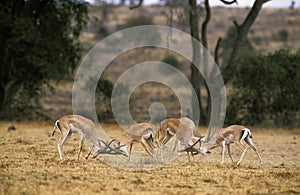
(0, 0), (88, 119)
(226, 49), (300, 128)
(161, 54), (182, 74)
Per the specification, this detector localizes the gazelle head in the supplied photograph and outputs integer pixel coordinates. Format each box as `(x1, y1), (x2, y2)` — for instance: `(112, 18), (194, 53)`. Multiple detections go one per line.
(118, 145), (130, 157)
(199, 136), (212, 155)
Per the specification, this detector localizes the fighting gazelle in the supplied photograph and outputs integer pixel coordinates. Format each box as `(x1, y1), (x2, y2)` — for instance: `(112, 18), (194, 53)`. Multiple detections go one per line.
(52, 115), (126, 161)
(200, 125), (263, 165)
(116, 122), (158, 161)
(154, 117), (202, 161)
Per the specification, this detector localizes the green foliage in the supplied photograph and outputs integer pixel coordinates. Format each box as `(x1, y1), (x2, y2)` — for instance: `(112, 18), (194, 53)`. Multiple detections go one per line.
(252, 36), (262, 45)
(161, 54), (182, 74)
(220, 26), (254, 65)
(117, 15), (161, 45)
(162, 55), (181, 69)
(97, 79), (113, 98)
(0, 0), (88, 119)
(96, 79), (114, 122)
(96, 79), (130, 123)
(97, 110), (114, 122)
(91, 4), (112, 40)
(120, 15), (155, 28)
(278, 29), (289, 42)
(226, 50), (300, 127)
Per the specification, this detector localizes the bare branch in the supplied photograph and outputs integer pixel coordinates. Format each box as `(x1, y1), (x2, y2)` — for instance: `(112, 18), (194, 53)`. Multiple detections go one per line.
(202, 0), (211, 49)
(222, 0), (269, 84)
(233, 20), (239, 29)
(129, 0), (143, 9)
(214, 37), (222, 66)
(219, 0), (238, 5)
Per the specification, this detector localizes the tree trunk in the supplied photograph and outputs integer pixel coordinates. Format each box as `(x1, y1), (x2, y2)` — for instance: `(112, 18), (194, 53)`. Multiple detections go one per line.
(189, 0), (205, 125)
(201, 0), (211, 125)
(0, 86), (5, 116)
(0, 87), (13, 119)
(222, 0), (270, 84)
(0, 80), (22, 119)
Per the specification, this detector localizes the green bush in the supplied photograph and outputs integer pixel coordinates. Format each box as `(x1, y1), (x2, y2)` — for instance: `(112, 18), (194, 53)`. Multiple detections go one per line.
(0, 0), (88, 119)
(221, 26), (254, 65)
(278, 29), (289, 42)
(161, 54), (182, 74)
(117, 15), (161, 46)
(119, 15), (154, 28)
(226, 50), (300, 127)
(96, 79), (114, 122)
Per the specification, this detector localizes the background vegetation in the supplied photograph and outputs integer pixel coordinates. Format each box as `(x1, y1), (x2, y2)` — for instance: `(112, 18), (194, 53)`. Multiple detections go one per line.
(1, 1), (299, 128)
(227, 49), (300, 128)
(0, 0), (88, 119)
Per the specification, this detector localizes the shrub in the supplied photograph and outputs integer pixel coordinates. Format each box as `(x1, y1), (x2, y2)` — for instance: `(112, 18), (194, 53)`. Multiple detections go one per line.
(161, 54), (182, 74)
(120, 15), (154, 28)
(221, 26), (254, 65)
(117, 15), (161, 46)
(96, 79), (114, 122)
(278, 29), (289, 42)
(226, 50), (300, 127)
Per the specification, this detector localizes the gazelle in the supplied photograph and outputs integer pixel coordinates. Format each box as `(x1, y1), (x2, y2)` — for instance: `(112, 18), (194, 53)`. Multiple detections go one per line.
(200, 125), (263, 165)
(154, 117), (202, 160)
(52, 115), (103, 161)
(52, 115), (126, 161)
(118, 122), (158, 161)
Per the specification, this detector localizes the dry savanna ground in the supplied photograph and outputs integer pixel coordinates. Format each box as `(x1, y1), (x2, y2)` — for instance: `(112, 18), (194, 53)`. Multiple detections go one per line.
(0, 121), (299, 194)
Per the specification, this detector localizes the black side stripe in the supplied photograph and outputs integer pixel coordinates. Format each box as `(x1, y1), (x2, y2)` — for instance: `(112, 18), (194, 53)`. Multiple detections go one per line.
(240, 130), (246, 141)
(57, 121), (63, 133)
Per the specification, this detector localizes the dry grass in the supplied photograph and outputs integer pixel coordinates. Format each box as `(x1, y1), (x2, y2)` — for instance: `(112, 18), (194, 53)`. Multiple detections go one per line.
(1, 122), (299, 194)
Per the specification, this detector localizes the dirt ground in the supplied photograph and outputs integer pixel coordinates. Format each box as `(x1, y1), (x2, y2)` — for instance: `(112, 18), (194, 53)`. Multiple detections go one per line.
(0, 121), (299, 194)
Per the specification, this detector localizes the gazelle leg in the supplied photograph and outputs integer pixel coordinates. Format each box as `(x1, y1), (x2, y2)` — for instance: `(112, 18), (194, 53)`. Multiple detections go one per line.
(141, 140), (157, 161)
(128, 142), (133, 161)
(186, 142), (193, 163)
(245, 137), (264, 164)
(154, 143), (163, 161)
(160, 145), (164, 161)
(161, 131), (174, 159)
(177, 139), (181, 156)
(85, 144), (94, 160)
(187, 151), (191, 163)
(153, 139), (162, 161)
(168, 138), (178, 160)
(227, 144), (234, 164)
(57, 143), (65, 161)
(236, 141), (247, 165)
(58, 130), (72, 161)
(77, 135), (84, 161)
(161, 131), (173, 146)
(221, 140), (226, 164)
